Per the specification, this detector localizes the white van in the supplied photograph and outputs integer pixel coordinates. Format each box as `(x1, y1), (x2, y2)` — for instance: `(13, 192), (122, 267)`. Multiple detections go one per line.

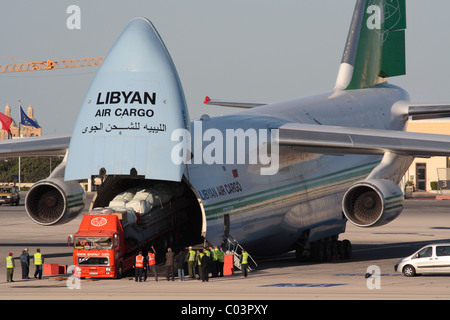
(395, 243), (450, 277)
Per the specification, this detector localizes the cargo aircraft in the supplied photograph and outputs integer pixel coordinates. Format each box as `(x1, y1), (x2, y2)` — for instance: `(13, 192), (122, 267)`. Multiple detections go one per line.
(3, 0), (450, 260)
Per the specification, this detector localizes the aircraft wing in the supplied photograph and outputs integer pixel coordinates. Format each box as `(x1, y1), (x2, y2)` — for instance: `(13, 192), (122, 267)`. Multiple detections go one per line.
(0, 135), (71, 159)
(276, 123), (450, 157)
(204, 96), (266, 109)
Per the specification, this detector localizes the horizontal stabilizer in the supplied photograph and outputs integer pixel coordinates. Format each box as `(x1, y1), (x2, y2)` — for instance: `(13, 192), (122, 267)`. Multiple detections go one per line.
(203, 96), (266, 109)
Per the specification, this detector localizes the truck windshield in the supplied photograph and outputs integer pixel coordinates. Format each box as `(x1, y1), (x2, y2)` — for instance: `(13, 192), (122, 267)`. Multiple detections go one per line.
(74, 237), (113, 249)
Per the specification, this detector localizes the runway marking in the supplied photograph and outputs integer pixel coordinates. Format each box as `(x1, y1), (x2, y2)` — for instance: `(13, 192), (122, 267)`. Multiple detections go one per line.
(372, 232), (434, 236)
(334, 274), (402, 277)
(260, 283), (346, 288)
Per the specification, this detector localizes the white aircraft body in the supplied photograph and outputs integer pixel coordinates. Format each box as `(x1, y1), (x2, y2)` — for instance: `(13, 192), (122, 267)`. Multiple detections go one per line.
(3, 0), (450, 260)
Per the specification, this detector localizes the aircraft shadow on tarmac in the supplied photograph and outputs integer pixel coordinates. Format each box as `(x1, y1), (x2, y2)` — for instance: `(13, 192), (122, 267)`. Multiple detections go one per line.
(252, 238), (450, 272)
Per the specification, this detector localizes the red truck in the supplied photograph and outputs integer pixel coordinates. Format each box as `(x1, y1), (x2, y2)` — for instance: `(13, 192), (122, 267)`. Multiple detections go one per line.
(68, 179), (201, 279)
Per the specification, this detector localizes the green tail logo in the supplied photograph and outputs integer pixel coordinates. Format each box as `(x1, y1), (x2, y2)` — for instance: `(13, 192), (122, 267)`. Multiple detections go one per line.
(336, 0), (406, 90)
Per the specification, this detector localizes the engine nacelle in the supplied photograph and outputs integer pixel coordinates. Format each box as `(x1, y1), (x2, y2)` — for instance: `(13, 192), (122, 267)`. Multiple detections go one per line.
(342, 179), (403, 228)
(25, 178), (85, 226)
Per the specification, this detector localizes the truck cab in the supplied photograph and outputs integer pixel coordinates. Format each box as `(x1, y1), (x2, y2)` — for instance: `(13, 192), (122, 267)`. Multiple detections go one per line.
(69, 212), (128, 278)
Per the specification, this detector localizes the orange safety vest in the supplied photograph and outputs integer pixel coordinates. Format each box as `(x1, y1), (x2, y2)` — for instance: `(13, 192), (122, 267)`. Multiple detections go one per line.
(135, 254), (144, 268)
(147, 253), (156, 266)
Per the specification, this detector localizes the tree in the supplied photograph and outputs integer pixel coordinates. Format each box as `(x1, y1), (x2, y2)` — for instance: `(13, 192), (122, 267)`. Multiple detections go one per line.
(0, 157), (63, 183)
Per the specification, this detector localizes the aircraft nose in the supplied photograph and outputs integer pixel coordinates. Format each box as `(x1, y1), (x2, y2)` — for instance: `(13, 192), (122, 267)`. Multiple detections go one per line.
(101, 17), (175, 74)
(65, 18), (190, 182)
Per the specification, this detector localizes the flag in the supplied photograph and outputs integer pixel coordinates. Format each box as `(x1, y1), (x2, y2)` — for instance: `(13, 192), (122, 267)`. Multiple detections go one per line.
(20, 105), (41, 128)
(0, 112), (12, 134)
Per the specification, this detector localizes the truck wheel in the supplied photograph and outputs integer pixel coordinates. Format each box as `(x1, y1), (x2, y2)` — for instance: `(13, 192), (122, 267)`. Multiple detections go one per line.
(116, 262), (123, 279)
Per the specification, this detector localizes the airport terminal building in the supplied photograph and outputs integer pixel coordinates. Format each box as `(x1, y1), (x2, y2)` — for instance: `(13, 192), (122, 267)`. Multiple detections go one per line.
(405, 120), (450, 192)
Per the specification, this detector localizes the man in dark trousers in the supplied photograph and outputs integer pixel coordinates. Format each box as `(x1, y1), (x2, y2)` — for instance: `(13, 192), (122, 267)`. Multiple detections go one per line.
(134, 251), (144, 282)
(165, 248), (175, 281)
(19, 250), (29, 279)
(200, 248), (210, 282)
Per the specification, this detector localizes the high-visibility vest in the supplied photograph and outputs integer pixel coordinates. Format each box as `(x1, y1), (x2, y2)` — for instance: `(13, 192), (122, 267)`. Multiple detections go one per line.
(188, 250), (196, 262)
(212, 249), (218, 261)
(135, 255), (144, 268)
(241, 252), (249, 265)
(34, 253), (42, 265)
(218, 250), (225, 262)
(147, 253), (156, 266)
(6, 256), (13, 269)
(197, 253), (204, 265)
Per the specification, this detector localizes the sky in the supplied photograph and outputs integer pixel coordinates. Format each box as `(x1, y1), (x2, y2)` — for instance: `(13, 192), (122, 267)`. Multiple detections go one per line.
(0, 1), (449, 135)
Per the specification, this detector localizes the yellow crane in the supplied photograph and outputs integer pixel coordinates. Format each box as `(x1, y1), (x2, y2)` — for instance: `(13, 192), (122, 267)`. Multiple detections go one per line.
(0, 55), (103, 73)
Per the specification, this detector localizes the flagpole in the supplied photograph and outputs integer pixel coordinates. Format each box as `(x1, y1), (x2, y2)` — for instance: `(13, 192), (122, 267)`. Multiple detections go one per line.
(18, 100), (21, 139)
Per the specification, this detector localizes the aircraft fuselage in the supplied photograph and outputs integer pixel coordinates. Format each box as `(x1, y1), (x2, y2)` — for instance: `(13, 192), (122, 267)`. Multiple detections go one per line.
(187, 83), (411, 255)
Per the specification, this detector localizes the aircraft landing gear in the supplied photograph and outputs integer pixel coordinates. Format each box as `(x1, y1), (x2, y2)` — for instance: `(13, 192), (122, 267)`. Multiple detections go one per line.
(295, 238), (352, 262)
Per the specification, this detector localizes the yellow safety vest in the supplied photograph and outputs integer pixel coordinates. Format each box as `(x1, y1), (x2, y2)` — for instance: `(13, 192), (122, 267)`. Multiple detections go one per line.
(188, 250), (196, 262)
(34, 253), (42, 265)
(212, 249), (218, 261)
(6, 256), (13, 269)
(197, 253), (204, 265)
(241, 252), (249, 265)
(218, 250), (225, 262)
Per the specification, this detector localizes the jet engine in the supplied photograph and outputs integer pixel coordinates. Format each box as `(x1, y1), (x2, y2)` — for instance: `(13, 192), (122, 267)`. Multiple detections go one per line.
(25, 178), (85, 226)
(342, 179), (403, 228)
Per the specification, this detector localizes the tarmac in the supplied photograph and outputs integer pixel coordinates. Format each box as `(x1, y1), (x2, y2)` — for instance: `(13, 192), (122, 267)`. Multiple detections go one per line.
(1, 191), (450, 305)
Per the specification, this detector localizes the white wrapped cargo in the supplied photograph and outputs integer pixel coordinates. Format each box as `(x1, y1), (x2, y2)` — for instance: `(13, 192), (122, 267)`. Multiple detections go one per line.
(89, 207), (114, 215)
(113, 209), (137, 227)
(126, 189), (154, 214)
(109, 188), (137, 210)
(125, 184), (173, 215)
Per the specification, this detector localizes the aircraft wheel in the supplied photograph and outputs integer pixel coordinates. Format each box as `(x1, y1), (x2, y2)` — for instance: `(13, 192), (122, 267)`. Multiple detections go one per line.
(295, 246), (308, 262)
(310, 242), (323, 262)
(324, 241), (334, 261)
(341, 240), (352, 259)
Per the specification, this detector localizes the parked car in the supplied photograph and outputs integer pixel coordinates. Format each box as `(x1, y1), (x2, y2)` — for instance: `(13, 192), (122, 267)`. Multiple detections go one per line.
(395, 243), (450, 277)
(0, 184), (20, 206)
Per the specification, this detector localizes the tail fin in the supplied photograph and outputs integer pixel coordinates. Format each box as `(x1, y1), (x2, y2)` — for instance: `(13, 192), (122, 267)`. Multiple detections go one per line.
(334, 0), (406, 90)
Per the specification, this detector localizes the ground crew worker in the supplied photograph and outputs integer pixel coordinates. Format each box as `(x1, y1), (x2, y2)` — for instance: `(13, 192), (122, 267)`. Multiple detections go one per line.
(6, 252), (14, 282)
(20, 250), (29, 279)
(187, 246), (196, 279)
(217, 247), (225, 277)
(200, 248), (210, 282)
(240, 249), (249, 278)
(145, 246), (158, 282)
(210, 246), (219, 277)
(134, 251), (144, 282)
(196, 249), (203, 281)
(165, 248), (175, 281)
(33, 248), (43, 279)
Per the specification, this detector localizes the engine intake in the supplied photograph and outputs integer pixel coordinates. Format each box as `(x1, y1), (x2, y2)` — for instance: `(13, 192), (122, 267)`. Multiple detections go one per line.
(342, 179), (403, 228)
(25, 178), (85, 226)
